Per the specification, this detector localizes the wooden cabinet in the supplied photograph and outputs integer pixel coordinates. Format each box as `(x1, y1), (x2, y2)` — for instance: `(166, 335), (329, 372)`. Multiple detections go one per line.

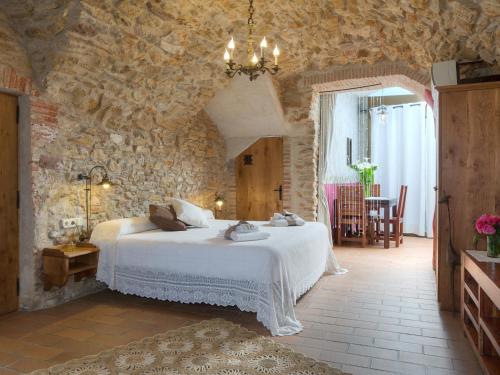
(437, 82), (500, 312)
(461, 251), (500, 375)
(43, 245), (99, 290)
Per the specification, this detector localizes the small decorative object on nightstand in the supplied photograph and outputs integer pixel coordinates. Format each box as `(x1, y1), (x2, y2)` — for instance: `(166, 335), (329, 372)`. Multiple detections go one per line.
(42, 244), (99, 290)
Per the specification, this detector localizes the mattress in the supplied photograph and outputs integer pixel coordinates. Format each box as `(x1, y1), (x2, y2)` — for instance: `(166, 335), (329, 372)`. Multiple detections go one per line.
(91, 218), (345, 335)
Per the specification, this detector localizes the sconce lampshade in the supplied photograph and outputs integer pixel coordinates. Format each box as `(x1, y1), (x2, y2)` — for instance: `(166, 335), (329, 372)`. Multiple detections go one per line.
(97, 175), (112, 189)
(215, 196), (224, 210)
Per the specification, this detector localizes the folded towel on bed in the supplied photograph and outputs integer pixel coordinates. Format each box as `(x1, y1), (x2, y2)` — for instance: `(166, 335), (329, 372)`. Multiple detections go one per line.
(270, 211), (305, 227)
(270, 218), (289, 227)
(234, 222), (259, 233)
(228, 231), (271, 242)
(224, 220), (266, 241)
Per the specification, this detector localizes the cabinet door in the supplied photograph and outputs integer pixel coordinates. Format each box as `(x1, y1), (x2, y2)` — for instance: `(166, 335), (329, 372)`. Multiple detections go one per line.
(438, 86), (500, 311)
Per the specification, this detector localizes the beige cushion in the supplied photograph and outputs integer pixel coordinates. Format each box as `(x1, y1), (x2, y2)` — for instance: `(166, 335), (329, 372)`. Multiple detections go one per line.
(149, 204), (186, 231)
(170, 198), (209, 228)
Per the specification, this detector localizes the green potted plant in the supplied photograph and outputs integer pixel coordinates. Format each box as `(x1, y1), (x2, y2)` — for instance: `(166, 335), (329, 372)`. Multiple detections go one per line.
(350, 158), (378, 198)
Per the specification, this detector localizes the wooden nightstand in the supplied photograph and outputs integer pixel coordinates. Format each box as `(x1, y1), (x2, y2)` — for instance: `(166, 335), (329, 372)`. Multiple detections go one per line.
(42, 244), (100, 290)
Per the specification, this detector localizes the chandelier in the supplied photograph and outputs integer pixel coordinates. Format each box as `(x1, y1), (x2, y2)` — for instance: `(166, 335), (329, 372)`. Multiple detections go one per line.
(223, 0), (280, 81)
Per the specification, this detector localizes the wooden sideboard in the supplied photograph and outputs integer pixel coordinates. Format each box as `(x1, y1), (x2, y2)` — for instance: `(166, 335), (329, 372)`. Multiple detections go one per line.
(461, 251), (499, 375)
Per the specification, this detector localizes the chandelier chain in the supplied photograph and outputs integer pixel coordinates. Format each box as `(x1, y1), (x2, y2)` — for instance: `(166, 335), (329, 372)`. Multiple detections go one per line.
(247, 0), (254, 25)
(247, 0), (255, 60)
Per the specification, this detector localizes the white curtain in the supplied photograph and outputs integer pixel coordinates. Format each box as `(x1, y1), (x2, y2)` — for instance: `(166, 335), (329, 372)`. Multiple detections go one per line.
(319, 93), (347, 273)
(371, 103), (436, 237)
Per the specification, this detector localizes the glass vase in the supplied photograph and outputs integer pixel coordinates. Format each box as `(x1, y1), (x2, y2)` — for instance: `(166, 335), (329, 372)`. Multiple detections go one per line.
(487, 234), (500, 258)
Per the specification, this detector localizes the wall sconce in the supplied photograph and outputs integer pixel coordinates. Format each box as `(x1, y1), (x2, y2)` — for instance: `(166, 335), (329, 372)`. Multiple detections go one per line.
(214, 195), (224, 218)
(77, 165), (113, 240)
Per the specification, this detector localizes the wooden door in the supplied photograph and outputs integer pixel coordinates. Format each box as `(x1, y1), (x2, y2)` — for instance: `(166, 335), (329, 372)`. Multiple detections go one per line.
(0, 93), (18, 314)
(236, 137), (283, 220)
(437, 82), (500, 312)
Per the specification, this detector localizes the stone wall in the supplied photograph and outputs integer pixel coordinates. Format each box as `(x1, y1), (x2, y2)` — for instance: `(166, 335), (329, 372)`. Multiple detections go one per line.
(0, 11), (232, 310)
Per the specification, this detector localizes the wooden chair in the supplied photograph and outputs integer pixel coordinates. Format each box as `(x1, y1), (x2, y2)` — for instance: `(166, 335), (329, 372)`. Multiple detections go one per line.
(336, 184), (368, 247)
(366, 184), (381, 244)
(374, 185), (408, 247)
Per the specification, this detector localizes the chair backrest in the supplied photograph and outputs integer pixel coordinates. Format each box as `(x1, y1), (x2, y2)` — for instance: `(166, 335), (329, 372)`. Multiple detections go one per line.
(370, 184), (381, 197)
(337, 184), (366, 218)
(397, 185), (408, 218)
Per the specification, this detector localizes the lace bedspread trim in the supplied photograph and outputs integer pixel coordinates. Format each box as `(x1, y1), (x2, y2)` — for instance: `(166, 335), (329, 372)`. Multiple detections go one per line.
(110, 266), (277, 333)
(103, 266), (324, 335)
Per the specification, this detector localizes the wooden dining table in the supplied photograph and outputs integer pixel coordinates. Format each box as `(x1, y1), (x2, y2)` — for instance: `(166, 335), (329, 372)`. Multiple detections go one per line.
(365, 196), (397, 249)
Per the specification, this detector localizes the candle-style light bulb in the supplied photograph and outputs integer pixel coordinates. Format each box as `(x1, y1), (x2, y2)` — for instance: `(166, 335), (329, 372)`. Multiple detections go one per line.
(227, 37), (235, 60)
(260, 37), (268, 49)
(224, 49), (230, 62)
(251, 53), (259, 65)
(260, 37), (267, 58)
(273, 45), (280, 65)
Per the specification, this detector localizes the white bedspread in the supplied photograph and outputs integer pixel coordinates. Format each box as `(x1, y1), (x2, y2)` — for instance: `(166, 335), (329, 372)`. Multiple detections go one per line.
(91, 218), (345, 336)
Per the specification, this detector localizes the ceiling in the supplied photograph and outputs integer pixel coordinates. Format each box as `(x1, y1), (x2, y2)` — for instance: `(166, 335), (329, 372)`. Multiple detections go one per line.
(1, 0), (498, 138)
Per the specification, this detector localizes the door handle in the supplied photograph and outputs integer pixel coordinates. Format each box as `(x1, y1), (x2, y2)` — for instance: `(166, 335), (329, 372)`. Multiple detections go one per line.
(273, 185), (283, 201)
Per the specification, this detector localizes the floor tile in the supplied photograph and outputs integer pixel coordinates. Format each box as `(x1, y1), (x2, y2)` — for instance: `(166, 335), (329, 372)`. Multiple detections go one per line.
(354, 328), (400, 341)
(399, 333), (448, 348)
(347, 344), (398, 360)
(399, 351), (453, 369)
(371, 358), (427, 375)
(342, 364), (399, 375)
(319, 350), (371, 367)
(373, 338), (423, 353)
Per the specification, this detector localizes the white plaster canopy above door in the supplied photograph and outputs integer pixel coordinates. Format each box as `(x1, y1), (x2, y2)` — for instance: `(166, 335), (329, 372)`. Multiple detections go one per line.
(205, 74), (286, 160)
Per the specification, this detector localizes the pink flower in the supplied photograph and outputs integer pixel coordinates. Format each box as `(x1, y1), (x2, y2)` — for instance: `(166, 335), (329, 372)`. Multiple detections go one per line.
(476, 214), (499, 235)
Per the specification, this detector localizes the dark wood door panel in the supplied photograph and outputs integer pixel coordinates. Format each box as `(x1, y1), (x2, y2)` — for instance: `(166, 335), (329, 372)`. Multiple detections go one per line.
(0, 92), (19, 314)
(236, 137), (283, 221)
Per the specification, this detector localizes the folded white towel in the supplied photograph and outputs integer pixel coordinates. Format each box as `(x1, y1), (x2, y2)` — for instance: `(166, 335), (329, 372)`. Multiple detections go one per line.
(229, 231), (270, 242)
(224, 220), (259, 239)
(270, 218), (288, 227)
(234, 222), (259, 233)
(270, 211), (305, 227)
(286, 216), (305, 226)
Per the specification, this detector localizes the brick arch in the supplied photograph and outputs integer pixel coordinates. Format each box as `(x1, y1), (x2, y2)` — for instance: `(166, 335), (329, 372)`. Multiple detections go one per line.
(304, 62), (430, 98)
(1, 67), (33, 95)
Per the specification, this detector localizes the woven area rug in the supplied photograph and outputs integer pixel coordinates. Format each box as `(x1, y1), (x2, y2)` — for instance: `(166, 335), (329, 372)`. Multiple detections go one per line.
(30, 319), (346, 374)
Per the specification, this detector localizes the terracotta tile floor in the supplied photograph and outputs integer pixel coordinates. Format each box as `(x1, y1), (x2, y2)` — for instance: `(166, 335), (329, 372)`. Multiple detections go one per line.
(0, 237), (482, 374)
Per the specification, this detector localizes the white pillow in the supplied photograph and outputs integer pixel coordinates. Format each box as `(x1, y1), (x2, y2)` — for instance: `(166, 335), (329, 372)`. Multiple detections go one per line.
(171, 198), (209, 228)
(202, 208), (215, 220)
(118, 217), (158, 235)
(90, 217), (158, 243)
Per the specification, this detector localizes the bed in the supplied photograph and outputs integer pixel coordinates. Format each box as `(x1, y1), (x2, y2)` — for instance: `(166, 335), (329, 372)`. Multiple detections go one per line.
(91, 217), (345, 336)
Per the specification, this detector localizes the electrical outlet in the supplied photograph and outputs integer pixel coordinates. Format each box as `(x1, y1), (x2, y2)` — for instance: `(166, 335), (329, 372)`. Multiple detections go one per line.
(61, 217), (84, 229)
